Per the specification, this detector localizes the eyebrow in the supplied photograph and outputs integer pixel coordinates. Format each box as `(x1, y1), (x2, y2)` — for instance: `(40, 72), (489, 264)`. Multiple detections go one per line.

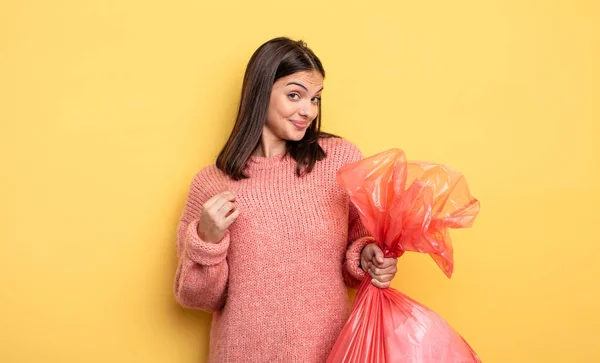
(286, 82), (323, 93)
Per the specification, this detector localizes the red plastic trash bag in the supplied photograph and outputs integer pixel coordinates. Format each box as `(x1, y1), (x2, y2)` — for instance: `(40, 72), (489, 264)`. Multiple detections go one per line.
(327, 149), (481, 363)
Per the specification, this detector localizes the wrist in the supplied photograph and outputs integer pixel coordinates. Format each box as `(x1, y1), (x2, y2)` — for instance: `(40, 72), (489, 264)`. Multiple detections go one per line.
(197, 224), (219, 244)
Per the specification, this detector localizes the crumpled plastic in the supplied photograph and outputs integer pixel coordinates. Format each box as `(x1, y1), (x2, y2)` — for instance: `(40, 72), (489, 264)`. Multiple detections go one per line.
(327, 149), (481, 363)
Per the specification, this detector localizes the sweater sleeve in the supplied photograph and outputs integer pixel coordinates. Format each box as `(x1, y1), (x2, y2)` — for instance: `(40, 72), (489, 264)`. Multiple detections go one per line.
(173, 169), (230, 312)
(343, 205), (374, 288)
(339, 140), (376, 289)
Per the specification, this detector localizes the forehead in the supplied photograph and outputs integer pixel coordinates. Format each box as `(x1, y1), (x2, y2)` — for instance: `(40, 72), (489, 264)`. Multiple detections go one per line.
(275, 70), (324, 89)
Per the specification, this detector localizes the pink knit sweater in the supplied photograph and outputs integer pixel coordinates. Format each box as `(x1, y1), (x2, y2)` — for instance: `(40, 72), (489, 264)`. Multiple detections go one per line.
(174, 137), (372, 363)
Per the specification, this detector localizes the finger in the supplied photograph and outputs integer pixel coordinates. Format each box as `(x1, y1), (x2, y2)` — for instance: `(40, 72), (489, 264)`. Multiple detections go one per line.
(371, 273), (394, 283)
(378, 258), (398, 269)
(224, 191), (236, 202)
(370, 278), (390, 289)
(217, 191), (236, 206)
(371, 255), (383, 268)
(202, 194), (222, 212)
(222, 209), (240, 228)
(217, 201), (236, 219)
(362, 244), (374, 259)
(368, 269), (394, 282)
(208, 192), (236, 214)
(371, 265), (398, 275)
(373, 246), (385, 265)
(204, 191), (236, 211)
(369, 265), (397, 276)
(202, 195), (220, 212)
(360, 260), (370, 272)
(224, 207), (237, 218)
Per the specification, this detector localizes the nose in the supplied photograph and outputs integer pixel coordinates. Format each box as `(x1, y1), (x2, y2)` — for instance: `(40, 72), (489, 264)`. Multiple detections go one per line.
(298, 100), (317, 120)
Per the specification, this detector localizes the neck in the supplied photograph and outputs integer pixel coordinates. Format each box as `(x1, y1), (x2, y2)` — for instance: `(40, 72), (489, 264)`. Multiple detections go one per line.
(253, 130), (287, 157)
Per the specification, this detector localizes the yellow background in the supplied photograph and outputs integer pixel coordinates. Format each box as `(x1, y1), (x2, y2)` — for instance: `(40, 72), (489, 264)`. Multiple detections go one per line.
(1, 0), (599, 362)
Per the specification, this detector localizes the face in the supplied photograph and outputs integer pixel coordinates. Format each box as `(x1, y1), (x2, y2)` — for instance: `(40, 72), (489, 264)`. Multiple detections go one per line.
(264, 70), (324, 143)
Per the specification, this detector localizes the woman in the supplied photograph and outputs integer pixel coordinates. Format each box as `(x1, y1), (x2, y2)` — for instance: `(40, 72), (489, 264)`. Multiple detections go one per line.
(174, 37), (398, 363)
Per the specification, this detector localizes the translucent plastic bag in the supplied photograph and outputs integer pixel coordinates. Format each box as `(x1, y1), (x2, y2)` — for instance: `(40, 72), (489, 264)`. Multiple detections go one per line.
(327, 149), (481, 363)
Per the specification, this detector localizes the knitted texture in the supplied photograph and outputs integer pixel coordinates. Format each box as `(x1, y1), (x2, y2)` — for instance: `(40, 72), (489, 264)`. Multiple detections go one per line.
(174, 137), (372, 363)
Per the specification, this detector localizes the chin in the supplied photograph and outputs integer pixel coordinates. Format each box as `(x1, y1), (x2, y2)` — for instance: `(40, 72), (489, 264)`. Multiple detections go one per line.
(287, 131), (308, 142)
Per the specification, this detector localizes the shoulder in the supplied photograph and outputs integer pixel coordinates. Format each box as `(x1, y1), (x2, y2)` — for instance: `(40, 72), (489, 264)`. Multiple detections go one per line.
(318, 135), (364, 165)
(188, 164), (230, 197)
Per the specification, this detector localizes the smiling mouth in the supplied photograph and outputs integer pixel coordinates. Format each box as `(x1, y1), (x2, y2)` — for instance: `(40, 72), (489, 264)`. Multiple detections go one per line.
(290, 120), (309, 129)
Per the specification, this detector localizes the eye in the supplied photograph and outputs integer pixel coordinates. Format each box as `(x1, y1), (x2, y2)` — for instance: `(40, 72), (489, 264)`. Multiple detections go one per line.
(311, 96), (321, 104)
(288, 93), (300, 100)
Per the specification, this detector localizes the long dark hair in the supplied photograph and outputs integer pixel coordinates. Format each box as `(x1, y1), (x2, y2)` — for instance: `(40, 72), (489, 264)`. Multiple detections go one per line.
(216, 37), (336, 180)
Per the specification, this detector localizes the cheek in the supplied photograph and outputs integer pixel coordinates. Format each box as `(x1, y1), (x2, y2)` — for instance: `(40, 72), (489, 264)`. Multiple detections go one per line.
(273, 97), (297, 119)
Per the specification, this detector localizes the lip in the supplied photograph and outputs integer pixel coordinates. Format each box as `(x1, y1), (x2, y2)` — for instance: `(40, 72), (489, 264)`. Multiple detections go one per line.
(290, 120), (309, 130)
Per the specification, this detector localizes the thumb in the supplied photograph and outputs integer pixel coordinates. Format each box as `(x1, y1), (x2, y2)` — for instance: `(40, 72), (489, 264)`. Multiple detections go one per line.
(374, 246), (384, 265)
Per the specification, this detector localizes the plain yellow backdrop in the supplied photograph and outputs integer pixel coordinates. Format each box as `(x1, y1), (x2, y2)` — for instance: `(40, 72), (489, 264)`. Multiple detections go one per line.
(1, 0), (599, 362)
